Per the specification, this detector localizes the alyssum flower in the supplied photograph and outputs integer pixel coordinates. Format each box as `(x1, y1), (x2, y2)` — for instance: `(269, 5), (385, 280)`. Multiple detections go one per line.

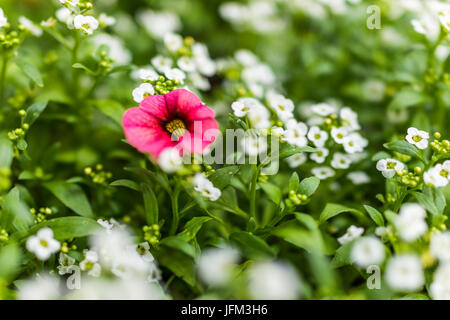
(26, 228), (60, 261)
(122, 89), (218, 158)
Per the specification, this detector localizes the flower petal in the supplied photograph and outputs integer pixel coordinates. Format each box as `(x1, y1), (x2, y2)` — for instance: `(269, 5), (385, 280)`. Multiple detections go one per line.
(185, 105), (216, 121)
(140, 94), (170, 121)
(165, 88), (203, 116)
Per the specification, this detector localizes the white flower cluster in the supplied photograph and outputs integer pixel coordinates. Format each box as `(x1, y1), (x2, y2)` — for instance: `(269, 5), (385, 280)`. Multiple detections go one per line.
(194, 173), (221, 201)
(132, 36), (216, 103)
(219, 1), (286, 34)
(424, 161), (450, 188)
(137, 9), (181, 39)
(26, 228), (61, 260)
(409, 1), (450, 42)
(90, 33), (131, 65)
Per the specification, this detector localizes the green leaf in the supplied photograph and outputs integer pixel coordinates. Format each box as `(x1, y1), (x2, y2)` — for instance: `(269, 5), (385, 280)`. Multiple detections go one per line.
(387, 88), (429, 110)
(410, 191), (438, 216)
(16, 60), (44, 87)
(272, 220), (326, 254)
(141, 183), (158, 225)
(208, 166), (240, 189)
(363, 205), (385, 226)
(288, 172), (300, 193)
(17, 139), (27, 151)
(24, 100), (49, 126)
(44, 181), (93, 218)
(298, 176), (320, 196)
(2, 187), (34, 232)
(383, 140), (423, 161)
(330, 241), (354, 268)
(0, 135), (13, 167)
(294, 213), (318, 230)
(15, 217), (101, 241)
(159, 236), (198, 259)
(319, 203), (365, 224)
(434, 188), (446, 215)
(0, 244), (21, 281)
(278, 144), (316, 159)
(178, 216), (212, 242)
(110, 179), (140, 191)
(154, 247), (196, 287)
(259, 181), (282, 205)
(72, 63), (96, 75)
(371, 151), (391, 162)
(94, 99), (126, 126)
(229, 231), (275, 259)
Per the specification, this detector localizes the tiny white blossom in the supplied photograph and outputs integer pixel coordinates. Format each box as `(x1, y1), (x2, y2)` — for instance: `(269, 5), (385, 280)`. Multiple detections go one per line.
(73, 15), (99, 35)
(439, 12), (450, 32)
(247, 103), (271, 129)
(132, 83), (155, 103)
(286, 153), (307, 168)
(80, 250), (101, 277)
(248, 261), (301, 300)
(351, 236), (385, 268)
(311, 103), (336, 116)
(189, 73), (210, 91)
(342, 132), (367, 154)
(195, 56), (216, 77)
(55, 7), (73, 28)
(98, 13), (116, 27)
(164, 33), (183, 52)
(59, 0), (79, 9)
(57, 253), (76, 275)
(194, 173), (221, 201)
(18, 275), (60, 300)
(231, 97), (260, 117)
(0, 8), (8, 28)
(136, 67), (159, 81)
(158, 148), (183, 173)
(340, 107), (360, 131)
(177, 56), (196, 73)
(310, 148), (329, 164)
(424, 162), (450, 187)
(430, 232), (450, 262)
(151, 55), (173, 73)
(97, 218), (114, 233)
(405, 127), (429, 150)
(396, 203), (427, 242)
(242, 134), (268, 156)
(271, 126), (286, 139)
(285, 119), (308, 147)
(242, 64), (275, 87)
(307, 126), (328, 147)
(19, 16), (43, 37)
(376, 158), (405, 179)
(164, 68), (186, 84)
(26, 228), (61, 261)
(411, 14), (440, 41)
(347, 171), (370, 184)
(197, 247), (240, 287)
(331, 127), (349, 144)
(430, 263), (450, 300)
(312, 166), (335, 179)
(235, 49), (259, 66)
(331, 152), (352, 169)
(267, 92), (294, 122)
(338, 225), (364, 245)
(136, 242), (155, 263)
(137, 10), (181, 39)
(386, 255), (424, 292)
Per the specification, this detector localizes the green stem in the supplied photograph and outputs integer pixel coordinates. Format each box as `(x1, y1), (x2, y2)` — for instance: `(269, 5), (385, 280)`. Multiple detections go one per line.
(169, 185), (181, 235)
(71, 33), (81, 101)
(0, 55), (10, 107)
(393, 187), (407, 213)
(249, 164), (259, 225)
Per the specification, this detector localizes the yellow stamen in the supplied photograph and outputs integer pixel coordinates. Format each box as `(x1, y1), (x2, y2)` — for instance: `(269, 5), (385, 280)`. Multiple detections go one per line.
(165, 119), (187, 140)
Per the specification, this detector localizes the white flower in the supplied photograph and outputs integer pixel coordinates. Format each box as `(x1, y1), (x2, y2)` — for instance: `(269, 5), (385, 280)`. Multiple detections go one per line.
(431, 263), (450, 300)
(396, 203), (427, 242)
(197, 247), (240, 287)
(424, 163), (450, 187)
(137, 10), (181, 39)
(92, 33), (131, 65)
(132, 83), (155, 103)
(267, 92), (294, 121)
(340, 107), (360, 131)
(231, 97), (259, 117)
(242, 134), (267, 156)
(194, 173), (221, 201)
(411, 14), (440, 41)
(363, 79), (386, 102)
(177, 56), (196, 72)
(247, 261), (301, 300)
(310, 148), (329, 163)
(247, 103), (271, 129)
(440, 12), (450, 32)
(164, 33), (183, 52)
(405, 127), (429, 149)
(331, 152), (352, 169)
(26, 228), (61, 261)
(97, 218), (114, 233)
(98, 13), (116, 27)
(189, 73), (210, 91)
(311, 103), (336, 116)
(376, 158), (405, 178)
(55, 7), (73, 28)
(312, 166), (335, 179)
(136, 67), (159, 81)
(80, 250), (102, 277)
(330, 127), (349, 144)
(57, 253), (76, 275)
(342, 132), (367, 154)
(286, 153), (307, 168)
(386, 255), (424, 292)
(430, 232), (450, 262)
(158, 148), (182, 173)
(151, 55), (172, 73)
(19, 16), (43, 37)
(164, 68), (186, 84)
(0, 8), (8, 28)
(73, 15), (98, 35)
(375, 226), (393, 238)
(235, 49), (258, 66)
(18, 275), (60, 300)
(59, 0), (79, 9)
(285, 119), (308, 147)
(347, 171), (370, 184)
(136, 242), (155, 263)
(307, 126), (328, 147)
(338, 225), (364, 245)
(351, 236), (385, 268)
(271, 126), (286, 139)
(242, 64), (275, 87)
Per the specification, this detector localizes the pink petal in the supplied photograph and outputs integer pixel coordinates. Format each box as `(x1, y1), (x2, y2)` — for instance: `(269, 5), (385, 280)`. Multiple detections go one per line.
(187, 118), (219, 142)
(185, 105), (216, 121)
(178, 133), (209, 154)
(165, 89), (203, 116)
(140, 94), (169, 121)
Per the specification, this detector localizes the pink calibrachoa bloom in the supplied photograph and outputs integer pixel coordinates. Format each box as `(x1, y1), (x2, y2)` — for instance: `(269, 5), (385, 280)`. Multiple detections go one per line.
(122, 89), (219, 158)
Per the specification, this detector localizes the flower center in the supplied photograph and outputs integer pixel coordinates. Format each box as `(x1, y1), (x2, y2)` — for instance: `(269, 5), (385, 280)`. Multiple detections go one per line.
(40, 239), (48, 247)
(165, 119), (187, 140)
(278, 105), (285, 111)
(412, 135), (422, 142)
(440, 169), (448, 178)
(387, 161), (396, 169)
(314, 133), (321, 139)
(82, 23), (90, 30)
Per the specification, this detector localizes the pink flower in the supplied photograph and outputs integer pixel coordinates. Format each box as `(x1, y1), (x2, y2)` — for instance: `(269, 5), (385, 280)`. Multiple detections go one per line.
(122, 89), (218, 158)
